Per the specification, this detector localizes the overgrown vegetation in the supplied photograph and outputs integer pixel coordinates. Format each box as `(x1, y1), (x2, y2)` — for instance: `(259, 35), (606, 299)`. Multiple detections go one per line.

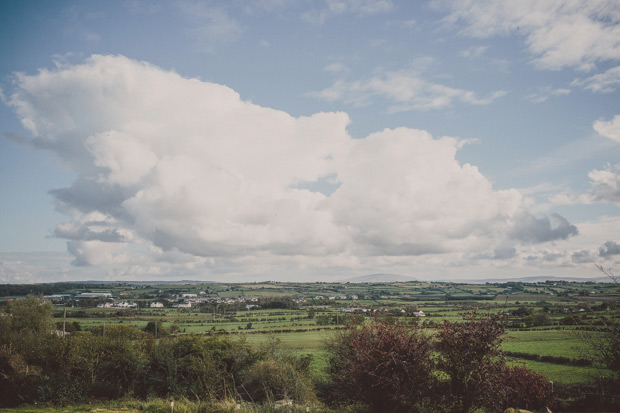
(0, 297), (316, 408)
(1, 276), (619, 411)
(327, 314), (553, 412)
(574, 266), (620, 380)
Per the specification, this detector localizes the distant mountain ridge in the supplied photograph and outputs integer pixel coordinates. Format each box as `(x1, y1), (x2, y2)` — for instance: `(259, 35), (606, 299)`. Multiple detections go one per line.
(460, 275), (612, 284)
(338, 273), (417, 283)
(338, 274), (610, 284)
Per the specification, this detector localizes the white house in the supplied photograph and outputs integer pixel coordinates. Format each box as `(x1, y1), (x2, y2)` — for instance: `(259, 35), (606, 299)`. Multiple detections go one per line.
(173, 302), (192, 308)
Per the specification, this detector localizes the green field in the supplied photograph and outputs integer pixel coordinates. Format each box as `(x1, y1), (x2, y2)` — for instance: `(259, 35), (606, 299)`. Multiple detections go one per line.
(6, 278), (617, 386)
(502, 330), (590, 359)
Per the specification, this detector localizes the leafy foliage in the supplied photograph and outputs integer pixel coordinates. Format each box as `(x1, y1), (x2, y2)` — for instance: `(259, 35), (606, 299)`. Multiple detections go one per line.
(326, 314), (555, 412)
(434, 313), (507, 412)
(0, 296), (317, 407)
(502, 365), (554, 411)
(576, 266), (620, 380)
(327, 320), (433, 411)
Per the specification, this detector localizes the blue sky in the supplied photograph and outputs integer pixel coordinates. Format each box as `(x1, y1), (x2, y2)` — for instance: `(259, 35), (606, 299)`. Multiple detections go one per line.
(1, 0), (620, 283)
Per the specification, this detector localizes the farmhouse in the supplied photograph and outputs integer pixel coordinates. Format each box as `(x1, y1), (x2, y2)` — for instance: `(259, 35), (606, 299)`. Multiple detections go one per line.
(173, 302), (192, 308)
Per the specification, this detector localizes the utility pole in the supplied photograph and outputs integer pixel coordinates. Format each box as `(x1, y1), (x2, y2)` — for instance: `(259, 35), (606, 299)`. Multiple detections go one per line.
(62, 307), (67, 338)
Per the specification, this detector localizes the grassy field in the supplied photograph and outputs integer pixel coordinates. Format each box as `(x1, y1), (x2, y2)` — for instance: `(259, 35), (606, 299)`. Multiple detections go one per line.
(36, 278), (620, 387)
(507, 358), (611, 383)
(239, 328), (610, 384)
(501, 329), (590, 359)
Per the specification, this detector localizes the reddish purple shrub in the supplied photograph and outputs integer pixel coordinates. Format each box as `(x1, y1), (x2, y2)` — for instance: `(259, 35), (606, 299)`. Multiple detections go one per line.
(503, 365), (554, 410)
(327, 320), (433, 412)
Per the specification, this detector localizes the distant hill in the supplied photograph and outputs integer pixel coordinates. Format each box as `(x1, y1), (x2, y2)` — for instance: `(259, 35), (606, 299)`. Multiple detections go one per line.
(338, 273), (416, 283)
(461, 275), (611, 284)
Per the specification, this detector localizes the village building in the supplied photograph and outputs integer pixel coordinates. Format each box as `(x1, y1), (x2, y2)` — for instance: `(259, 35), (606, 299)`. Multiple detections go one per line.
(77, 292), (112, 299)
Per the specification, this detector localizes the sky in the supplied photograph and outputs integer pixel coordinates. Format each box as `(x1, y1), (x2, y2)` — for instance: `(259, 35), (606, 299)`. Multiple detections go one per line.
(1, 0), (620, 283)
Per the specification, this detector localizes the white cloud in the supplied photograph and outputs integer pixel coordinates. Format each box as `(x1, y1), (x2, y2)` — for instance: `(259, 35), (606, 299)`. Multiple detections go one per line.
(323, 62), (349, 74)
(303, 0), (394, 24)
(573, 65), (620, 93)
(6, 55), (577, 276)
(548, 116), (620, 208)
(436, 0), (620, 71)
(582, 165), (620, 206)
(329, 127), (525, 256)
(594, 114), (620, 143)
(599, 240), (620, 257)
(459, 45), (488, 59)
(524, 86), (571, 103)
(572, 249), (594, 264)
(308, 68), (506, 111)
(509, 212), (578, 243)
(331, 0), (394, 15)
(550, 165), (620, 208)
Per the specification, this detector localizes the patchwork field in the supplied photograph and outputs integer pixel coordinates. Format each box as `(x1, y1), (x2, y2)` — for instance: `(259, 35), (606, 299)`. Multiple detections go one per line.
(7, 278), (611, 385)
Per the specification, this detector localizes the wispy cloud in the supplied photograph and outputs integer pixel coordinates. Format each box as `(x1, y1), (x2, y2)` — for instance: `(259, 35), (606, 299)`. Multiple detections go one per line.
(308, 67), (506, 111)
(436, 0), (620, 71)
(459, 45), (488, 59)
(550, 164), (620, 208)
(594, 114), (620, 143)
(303, 0), (394, 24)
(524, 86), (571, 103)
(323, 62), (350, 74)
(573, 65), (620, 93)
(582, 165), (620, 206)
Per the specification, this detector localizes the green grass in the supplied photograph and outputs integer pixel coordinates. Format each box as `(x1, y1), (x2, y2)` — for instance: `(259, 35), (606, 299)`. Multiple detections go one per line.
(0, 397), (324, 412)
(242, 330), (336, 350)
(502, 329), (591, 359)
(508, 358), (611, 383)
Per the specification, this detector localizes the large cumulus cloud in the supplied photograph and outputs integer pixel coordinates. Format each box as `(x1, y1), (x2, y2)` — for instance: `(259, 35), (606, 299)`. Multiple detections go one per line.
(6, 55), (576, 271)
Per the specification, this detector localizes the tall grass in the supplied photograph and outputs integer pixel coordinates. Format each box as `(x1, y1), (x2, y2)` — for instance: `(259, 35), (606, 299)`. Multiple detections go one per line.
(2, 397), (329, 412)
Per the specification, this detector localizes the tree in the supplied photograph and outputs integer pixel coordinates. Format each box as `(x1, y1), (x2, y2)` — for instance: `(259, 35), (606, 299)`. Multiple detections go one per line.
(0, 296), (54, 339)
(326, 313), (554, 412)
(0, 296), (65, 406)
(326, 320), (434, 412)
(239, 352), (316, 404)
(434, 313), (508, 412)
(148, 334), (253, 400)
(502, 365), (554, 411)
(144, 320), (167, 337)
(524, 311), (551, 327)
